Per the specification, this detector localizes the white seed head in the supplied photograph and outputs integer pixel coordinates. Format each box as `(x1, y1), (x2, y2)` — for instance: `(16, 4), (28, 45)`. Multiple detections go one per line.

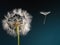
(2, 8), (32, 37)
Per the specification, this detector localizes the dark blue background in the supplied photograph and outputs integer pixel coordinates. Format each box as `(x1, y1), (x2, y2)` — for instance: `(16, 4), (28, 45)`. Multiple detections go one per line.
(0, 0), (60, 45)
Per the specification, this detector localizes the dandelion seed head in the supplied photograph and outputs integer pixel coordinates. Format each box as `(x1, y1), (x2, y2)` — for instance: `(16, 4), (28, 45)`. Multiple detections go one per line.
(2, 8), (32, 37)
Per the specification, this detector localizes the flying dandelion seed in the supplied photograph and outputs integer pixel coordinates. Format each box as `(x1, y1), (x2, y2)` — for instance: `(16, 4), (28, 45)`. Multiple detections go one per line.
(2, 8), (32, 45)
(40, 11), (51, 24)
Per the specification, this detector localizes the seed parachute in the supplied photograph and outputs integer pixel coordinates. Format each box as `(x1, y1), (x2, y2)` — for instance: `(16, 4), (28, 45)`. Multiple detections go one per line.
(40, 11), (51, 24)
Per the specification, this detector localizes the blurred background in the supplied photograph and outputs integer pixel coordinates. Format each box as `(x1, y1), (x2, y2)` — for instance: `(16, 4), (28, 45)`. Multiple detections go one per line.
(0, 0), (60, 45)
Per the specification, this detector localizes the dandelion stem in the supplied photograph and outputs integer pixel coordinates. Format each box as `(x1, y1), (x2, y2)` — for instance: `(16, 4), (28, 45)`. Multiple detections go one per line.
(16, 26), (20, 45)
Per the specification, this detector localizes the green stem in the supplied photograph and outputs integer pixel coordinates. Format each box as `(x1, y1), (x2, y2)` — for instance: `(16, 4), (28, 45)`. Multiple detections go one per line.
(16, 26), (20, 45)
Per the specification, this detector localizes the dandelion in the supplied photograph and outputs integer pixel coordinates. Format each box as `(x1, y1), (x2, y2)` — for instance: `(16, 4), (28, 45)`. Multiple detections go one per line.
(2, 8), (32, 45)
